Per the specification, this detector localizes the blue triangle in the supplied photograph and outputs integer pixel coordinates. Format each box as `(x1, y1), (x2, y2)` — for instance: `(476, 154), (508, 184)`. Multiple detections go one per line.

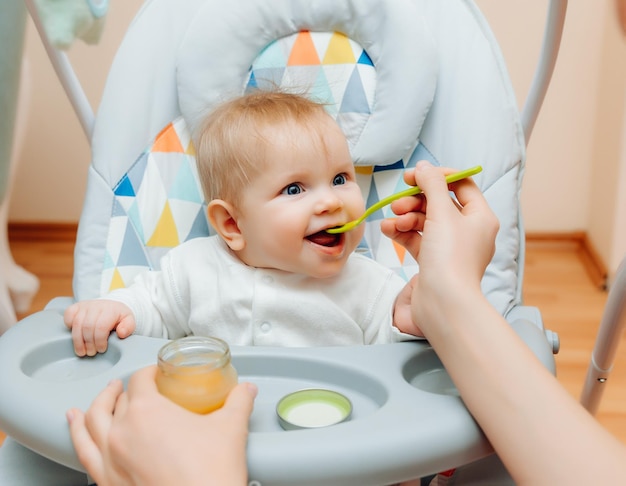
(395, 267), (408, 281)
(245, 71), (258, 91)
(250, 67), (285, 90)
(394, 171), (411, 194)
(169, 158), (203, 203)
(254, 40), (286, 69)
(127, 201), (145, 243)
(310, 68), (336, 113)
(365, 178), (385, 221)
(103, 250), (115, 270)
(112, 198), (127, 217)
(117, 222), (149, 267)
(407, 142), (440, 168)
(356, 237), (372, 258)
(373, 160), (404, 172)
(357, 50), (374, 66)
(127, 151), (149, 191)
(339, 67), (371, 114)
(114, 175), (135, 197)
(185, 207), (211, 241)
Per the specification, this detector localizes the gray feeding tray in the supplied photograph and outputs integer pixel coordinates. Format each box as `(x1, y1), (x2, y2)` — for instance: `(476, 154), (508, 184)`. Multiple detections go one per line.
(0, 309), (554, 485)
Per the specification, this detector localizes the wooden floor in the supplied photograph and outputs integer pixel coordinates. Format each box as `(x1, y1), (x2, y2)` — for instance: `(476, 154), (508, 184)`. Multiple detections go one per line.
(1, 237), (624, 449)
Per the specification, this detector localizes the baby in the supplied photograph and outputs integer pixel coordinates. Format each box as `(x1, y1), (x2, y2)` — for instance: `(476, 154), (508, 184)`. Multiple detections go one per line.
(64, 91), (423, 356)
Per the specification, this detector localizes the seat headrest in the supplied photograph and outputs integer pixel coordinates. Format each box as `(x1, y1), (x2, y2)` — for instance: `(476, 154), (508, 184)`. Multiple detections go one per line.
(176, 0), (438, 166)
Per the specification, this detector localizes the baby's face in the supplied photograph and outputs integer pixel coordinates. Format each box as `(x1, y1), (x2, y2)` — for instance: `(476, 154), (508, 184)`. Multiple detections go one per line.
(234, 115), (365, 278)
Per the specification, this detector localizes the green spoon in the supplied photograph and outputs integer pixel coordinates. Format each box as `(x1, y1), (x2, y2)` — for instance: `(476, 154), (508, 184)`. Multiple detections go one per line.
(326, 165), (483, 234)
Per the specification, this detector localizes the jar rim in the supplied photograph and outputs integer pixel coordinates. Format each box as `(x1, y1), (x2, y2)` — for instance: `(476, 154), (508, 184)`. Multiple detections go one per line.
(157, 336), (231, 374)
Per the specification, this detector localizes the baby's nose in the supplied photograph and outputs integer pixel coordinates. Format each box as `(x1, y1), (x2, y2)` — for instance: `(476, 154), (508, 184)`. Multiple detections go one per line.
(315, 191), (344, 213)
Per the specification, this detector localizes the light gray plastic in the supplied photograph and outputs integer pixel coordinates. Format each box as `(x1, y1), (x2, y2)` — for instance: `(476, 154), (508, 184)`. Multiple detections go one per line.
(22, 0), (95, 139)
(0, 309), (554, 485)
(520, 0), (568, 143)
(580, 256), (626, 414)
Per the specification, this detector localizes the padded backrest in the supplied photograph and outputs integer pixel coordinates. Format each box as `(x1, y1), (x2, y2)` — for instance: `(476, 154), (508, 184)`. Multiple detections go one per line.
(75, 0), (525, 317)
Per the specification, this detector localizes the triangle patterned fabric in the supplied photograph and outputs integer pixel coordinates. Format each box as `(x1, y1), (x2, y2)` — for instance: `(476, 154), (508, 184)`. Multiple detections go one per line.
(245, 31), (376, 150)
(101, 118), (214, 295)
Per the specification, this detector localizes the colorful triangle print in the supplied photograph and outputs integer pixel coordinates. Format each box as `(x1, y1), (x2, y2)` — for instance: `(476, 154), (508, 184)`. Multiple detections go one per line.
(117, 223), (149, 266)
(186, 208), (211, 240)
(339, 67), (371, 114)
(392, 240), (406, 264)
(249, 67), (286, 90)
(169, 161), (203, 203)
(127, 201), (145, 243)
(127, 151), (148, 190)
(109, 268), (126, 292)
(256, 40), (287, 68)
(374, 160), (404, 172)
(247, 71), (258, 90)
(366, 179), (385, 221)
(323, 32), (356, 64)
(356, 239), (372, 258)
(310, 68), (335, 111)
(287, 31), (321, 66)
(357, 50), (374, 66)
(114, 175), (135, 197)
(103, 250), (114, 270)
(146, 202), (180, 247)
(152, 123), (185, 153)
(407, 142), (439, 168)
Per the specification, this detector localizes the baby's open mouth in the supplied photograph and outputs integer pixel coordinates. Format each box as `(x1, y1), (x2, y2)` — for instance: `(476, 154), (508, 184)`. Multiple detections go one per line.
(306, 230), (342, 247)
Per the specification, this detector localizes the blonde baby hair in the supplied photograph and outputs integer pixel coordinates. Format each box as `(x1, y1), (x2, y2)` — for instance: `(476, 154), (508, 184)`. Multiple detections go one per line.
(194, 90), (331, 203)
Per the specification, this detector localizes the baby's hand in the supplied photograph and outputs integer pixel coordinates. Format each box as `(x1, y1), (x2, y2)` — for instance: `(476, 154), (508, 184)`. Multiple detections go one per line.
(63, 300), (136, 357)
(393, 276), (424, 337)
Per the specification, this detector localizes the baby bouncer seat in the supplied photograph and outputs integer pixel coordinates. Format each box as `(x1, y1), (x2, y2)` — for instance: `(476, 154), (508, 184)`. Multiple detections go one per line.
(0, 0), (566, 484)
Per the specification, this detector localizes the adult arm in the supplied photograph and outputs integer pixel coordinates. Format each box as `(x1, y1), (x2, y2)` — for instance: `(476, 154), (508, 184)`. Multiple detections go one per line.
(382, 161), (626, 485)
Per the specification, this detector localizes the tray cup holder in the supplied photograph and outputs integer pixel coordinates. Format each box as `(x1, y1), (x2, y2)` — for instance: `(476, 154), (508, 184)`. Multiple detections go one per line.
(21, 339), (122, 382)
(402, 348), (459, 396)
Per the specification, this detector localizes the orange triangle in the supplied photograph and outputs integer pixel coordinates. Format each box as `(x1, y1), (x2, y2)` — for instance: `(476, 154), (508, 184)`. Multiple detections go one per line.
(109, 268), (126, 291)
(146, 202), (180, 247)
(287, 31), (321, 66)
(392, 240), (406, 264)
(152, 123), (185, 153)
(323, 32), (356, 64)
(355, 166), (374, 175)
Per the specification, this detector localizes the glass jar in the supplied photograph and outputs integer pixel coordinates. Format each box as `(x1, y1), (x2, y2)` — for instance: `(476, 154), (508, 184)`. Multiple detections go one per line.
(155, 336), (238, 414)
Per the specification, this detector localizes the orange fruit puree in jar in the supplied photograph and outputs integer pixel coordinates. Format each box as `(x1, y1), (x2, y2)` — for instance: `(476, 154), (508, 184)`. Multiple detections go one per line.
(155, 336), (238, 414)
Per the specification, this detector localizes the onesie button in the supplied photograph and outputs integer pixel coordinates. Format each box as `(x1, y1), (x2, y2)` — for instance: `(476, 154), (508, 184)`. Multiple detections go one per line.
(260, 321), (272, 333)
(262, 275), (274, 284)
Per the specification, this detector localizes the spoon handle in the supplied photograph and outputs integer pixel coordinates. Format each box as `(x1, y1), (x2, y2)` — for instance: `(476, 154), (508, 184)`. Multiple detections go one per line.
(368, 165), (483, 215)
(326, 165), (482, 234)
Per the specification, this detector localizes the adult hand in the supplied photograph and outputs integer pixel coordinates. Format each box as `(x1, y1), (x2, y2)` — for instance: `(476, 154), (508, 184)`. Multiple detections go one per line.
(381, 161), (499, 331)
(67, 366), (257, 486)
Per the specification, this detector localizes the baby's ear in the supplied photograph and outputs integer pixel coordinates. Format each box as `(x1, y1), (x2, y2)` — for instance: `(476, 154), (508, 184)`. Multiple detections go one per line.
(207, 200), (245, 251)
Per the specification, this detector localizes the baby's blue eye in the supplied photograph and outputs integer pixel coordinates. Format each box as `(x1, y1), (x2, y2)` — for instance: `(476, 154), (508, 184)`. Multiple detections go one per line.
(333, 174), (347, 186)
(282, 183), (302, 196)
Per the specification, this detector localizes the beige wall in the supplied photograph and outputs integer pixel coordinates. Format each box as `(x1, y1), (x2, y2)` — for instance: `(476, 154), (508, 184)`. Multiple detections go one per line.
(9, 0), (626, 276)
(480, 0), (601, 232)
(587, 2), (626, 282)
(609, 95), (626, 278)
(478, 0), (626, 280)
(9, 1), (142, 222)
